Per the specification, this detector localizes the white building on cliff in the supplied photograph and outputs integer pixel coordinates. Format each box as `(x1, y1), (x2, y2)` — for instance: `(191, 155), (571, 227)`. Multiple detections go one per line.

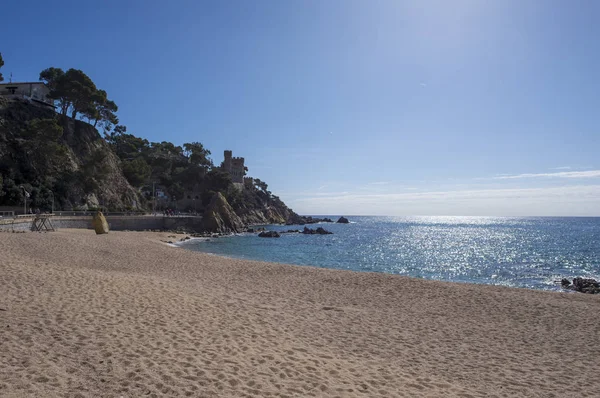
(0, 82), (54, 108)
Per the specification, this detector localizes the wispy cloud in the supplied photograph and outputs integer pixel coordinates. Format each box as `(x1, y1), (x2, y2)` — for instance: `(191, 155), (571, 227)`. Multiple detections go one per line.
(289, 185), (600, 216)
(551, 166), (572, 170)
(493, 170), (600, 180)
(294, 185), (600, 203)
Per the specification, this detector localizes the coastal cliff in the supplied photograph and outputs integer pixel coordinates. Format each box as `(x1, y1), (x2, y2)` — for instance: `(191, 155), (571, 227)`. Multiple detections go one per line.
(229, 184), (302, 225)
(234, 200), (301, 225)
(0, 99), (140, 211)
(237, 208), (295, 225)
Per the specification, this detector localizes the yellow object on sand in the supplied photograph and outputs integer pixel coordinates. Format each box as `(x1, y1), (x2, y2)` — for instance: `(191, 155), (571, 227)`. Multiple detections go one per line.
(92, 211), (109, 234)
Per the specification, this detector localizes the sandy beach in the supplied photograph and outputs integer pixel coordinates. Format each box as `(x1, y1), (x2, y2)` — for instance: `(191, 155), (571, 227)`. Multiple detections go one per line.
(1, 229), (599, 398)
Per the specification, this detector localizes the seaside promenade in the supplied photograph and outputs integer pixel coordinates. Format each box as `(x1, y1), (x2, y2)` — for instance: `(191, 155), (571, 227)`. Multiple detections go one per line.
(0, 212), (202, 233)
(1, 229), (599, 397)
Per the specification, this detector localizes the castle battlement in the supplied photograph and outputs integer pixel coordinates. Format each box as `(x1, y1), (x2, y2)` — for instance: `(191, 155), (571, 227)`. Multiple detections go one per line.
(223, 150), (247, 184)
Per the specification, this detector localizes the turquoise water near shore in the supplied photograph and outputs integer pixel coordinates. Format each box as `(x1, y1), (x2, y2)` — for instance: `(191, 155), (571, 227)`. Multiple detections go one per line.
(181, 216), (600, 291)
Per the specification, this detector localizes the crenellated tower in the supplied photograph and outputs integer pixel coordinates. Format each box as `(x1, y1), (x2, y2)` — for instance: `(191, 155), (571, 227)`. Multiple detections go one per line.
(222, 150), (247, 184)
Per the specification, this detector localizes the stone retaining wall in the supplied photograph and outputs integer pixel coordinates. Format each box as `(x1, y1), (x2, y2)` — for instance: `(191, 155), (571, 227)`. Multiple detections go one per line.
(0, 216), (203, 232)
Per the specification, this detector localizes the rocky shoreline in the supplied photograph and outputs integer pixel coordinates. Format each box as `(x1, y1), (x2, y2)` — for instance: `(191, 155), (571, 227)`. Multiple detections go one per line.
(156, 216), (350, 242)
(199, 191), (352, 234)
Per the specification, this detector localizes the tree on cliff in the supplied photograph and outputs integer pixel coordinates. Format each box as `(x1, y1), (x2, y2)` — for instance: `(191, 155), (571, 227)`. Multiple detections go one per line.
(106, 125), (150, 159)
(20, 118), (69, 176)
(122, 157), (151, 187)
(183, 142), (213, 169)
(64, 69), (97, 119)
(253, 178), (270, 194)
(205, 169), (231, 193)
(105, 125), (152, 187)
(0, 52), (4, 82)
(39, 67), (118, 125)
(84, 89), (118, 131)
(39, 68), (66, 112)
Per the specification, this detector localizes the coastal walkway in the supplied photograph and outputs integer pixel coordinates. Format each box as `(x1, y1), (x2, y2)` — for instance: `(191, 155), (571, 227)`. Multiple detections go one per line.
(0, 213), (203, 233)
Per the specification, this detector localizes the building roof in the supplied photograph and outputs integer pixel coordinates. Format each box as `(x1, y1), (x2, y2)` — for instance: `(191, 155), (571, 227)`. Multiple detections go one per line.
(0, 82), (46, 86)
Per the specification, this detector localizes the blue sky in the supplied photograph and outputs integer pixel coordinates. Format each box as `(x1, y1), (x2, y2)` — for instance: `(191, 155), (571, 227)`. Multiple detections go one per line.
(1, 0), (599, 216)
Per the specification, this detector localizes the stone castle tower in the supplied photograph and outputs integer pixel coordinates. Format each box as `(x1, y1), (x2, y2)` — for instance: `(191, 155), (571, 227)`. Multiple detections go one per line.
(223, 150), (247, 184)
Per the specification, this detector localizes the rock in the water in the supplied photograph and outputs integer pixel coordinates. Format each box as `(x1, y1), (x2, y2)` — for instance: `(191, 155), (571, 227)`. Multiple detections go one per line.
(562, 277), (600, 294)
(92, 211), (109, 234)
(288, 216), (334, 225)
(302, 226), (315, 234)
(201, 192), (245, 233)
(337, 216), (349, 224)
(572, 277), (600, 294)
(302, 226), (333, 235)
(258, 231), (281, 238)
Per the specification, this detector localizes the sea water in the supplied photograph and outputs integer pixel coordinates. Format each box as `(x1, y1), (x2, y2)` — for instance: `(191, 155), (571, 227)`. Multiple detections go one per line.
(181, 216), (600, 291)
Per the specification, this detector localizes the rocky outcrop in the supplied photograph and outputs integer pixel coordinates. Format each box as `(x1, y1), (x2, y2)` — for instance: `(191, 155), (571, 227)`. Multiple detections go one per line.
(258, 231), (281, 238)
(92, 211), (109, 234)
(561, 277), (600, 294)
(60, 117), (141, 211)
(237, 207), (286, 225)
(201, 192), (244, 233)
(302, 226), (333, 235)
(337, 216), (349, 224)
(238, 209), (338, 227)
(287, 216), (334, 225)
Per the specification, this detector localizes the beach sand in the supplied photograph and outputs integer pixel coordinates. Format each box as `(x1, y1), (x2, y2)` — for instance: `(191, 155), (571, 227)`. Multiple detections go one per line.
(1, 229), (599, 397)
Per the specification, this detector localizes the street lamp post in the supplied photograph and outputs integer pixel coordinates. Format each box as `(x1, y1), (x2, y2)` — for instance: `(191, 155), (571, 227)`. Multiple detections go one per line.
(19, 186), (27, 215)
(152, 182), (156, 215)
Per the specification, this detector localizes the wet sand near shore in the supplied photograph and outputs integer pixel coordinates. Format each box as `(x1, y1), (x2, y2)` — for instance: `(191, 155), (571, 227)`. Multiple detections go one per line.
(1, 229), (599, 397)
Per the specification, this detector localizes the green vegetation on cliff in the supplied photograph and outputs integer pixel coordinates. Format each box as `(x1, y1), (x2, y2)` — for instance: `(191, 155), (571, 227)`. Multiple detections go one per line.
(104, 124), (299, 223)
(0, 99), (139, 211)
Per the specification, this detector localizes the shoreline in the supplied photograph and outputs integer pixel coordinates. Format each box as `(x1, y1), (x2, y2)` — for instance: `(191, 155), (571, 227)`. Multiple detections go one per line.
(168, 229), (578, 295)
(2, 229), (599, 397)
